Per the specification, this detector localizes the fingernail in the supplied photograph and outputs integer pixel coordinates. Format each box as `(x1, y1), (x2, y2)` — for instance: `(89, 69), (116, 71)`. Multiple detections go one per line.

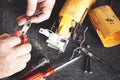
(18, 22), (22, 26)
(18, 21), (25, 26)
(27, 11), (34, 16)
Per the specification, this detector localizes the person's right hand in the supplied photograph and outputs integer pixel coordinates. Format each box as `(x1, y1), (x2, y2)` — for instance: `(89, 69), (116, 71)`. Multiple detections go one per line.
(0, 33), (32, 79)
(17, 0), (55, 26)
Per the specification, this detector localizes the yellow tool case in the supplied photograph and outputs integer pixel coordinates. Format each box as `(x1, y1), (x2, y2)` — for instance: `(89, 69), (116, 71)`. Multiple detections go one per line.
(88, 5), (120, 47)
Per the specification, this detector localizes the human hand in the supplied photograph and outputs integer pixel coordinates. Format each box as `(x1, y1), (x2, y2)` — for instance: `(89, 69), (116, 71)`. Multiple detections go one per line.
(17, 0), (56, 26)
(0, 34), (32, 78)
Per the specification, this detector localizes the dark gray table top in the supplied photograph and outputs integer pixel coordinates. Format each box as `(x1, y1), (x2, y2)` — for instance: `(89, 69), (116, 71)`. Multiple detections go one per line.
(0, 0), (120, 80)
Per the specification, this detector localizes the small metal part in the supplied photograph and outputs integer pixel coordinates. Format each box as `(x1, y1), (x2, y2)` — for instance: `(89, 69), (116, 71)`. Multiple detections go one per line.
(69, 27), (88, 60)
(20, 11), (42, 36)
(72, 23), (80, 40)
(21, 20), (31, 35)
(55, 55), (82, 71)
(50, 17), (60, 31)
(83, 55), (92, 74)
(69, 47), (81, 60)
(34, 11), (42, 16)
(31, 58), (49, 69)
(39, 28), (68, 52)
(87, 45), (90, 49)
(26, 11), (42, 20)
(81, 47), (114, 71)
(80, 27), (88, 48)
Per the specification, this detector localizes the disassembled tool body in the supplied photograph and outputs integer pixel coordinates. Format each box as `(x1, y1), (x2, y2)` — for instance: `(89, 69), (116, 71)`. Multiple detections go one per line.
(39, 0), (96, 52)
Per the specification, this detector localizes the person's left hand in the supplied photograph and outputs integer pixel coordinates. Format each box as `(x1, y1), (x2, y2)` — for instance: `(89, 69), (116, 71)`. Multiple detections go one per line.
(0, 33), (32, 78)
(17, 0), (55, 26)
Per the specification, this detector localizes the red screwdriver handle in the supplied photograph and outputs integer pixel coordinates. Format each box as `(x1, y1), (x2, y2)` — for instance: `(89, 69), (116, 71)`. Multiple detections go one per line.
(26, 68), (55, 80)
(14, 30), (28, 44)
(26, 73), (44, 80)
(44, 68), (55, 77)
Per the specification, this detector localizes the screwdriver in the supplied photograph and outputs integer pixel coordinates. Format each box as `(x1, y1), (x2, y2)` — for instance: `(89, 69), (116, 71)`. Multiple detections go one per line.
(20, 58), (50, 79)
(26, 55), (82, 80)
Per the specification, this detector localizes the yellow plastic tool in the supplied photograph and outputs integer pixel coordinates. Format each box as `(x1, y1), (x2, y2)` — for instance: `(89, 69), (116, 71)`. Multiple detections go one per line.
(88, 5), (120, 47)
(57, 0), (96, 40)
(39, 0), (96, 52)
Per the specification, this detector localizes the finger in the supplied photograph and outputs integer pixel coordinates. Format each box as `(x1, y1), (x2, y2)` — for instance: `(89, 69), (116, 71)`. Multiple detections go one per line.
(17, 0), (48, 25)
(17, 14), (26, 21)
(17, 53), (31, 63)
(38, 0), (47, 8)
(17, 15), (28, 26)
(13, 43), (32, 57)
(30, 8), (51, 23)
(6, 62), (27, 76)
(14, 63), (27, 73)
(27, 0), (38, 16)
(31, 14), (49, 23)
(37, 0), (46, 3)
(0, 33), (11, 40)
(17, 17), (28, 26)
(2, 36), (21, 48)
(31, 1), (53, 23)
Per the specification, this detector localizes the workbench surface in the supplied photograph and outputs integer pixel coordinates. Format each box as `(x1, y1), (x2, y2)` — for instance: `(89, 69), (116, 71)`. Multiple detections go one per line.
(0, 0), (120, 80)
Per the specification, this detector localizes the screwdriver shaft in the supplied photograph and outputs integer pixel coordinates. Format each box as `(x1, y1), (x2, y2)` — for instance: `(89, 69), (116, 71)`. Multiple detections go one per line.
(55, 55), (82, 71)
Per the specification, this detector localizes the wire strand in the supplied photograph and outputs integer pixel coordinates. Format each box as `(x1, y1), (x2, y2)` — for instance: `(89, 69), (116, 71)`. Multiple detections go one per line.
(69, 27), (88, 60)
(80, 27), (88, 48)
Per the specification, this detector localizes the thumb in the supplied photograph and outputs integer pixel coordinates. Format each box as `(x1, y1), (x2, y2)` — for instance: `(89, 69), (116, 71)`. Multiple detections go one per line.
(26, 0), (37, 16)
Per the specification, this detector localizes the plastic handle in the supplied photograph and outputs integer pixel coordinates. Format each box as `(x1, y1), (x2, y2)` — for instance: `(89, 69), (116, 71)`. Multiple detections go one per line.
(25, 73), (44, 80)
(14, 30), (28, 44)
(26, 68), (55, 80)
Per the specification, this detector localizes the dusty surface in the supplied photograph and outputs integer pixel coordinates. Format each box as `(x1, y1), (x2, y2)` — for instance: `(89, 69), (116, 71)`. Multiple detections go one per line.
(0, 0), (120, 80)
